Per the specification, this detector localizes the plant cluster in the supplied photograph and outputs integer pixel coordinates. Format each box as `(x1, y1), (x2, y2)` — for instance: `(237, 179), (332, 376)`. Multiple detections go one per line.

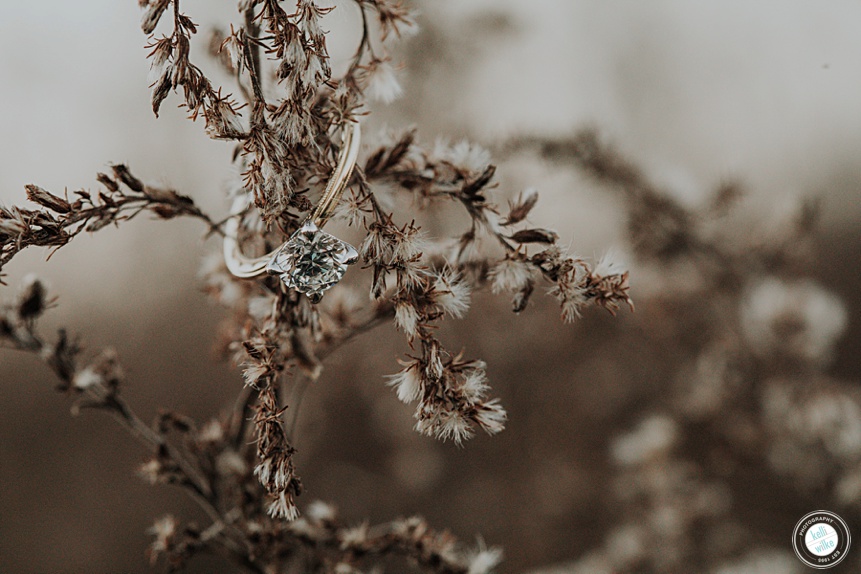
(1, 1), (632, 572)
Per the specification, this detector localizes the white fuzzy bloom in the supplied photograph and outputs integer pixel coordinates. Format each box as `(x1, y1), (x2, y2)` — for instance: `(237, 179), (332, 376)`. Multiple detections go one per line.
(593, 248), (628, 277)
(197, 419), (224, 443)
(306, 500), (336, 523)
(303, 54), (325, 87)
(297, 1), (324, 42)
(433, 269), (471, 318)
(274, 462), (292, 491)
(199, 251), (244, 307)
(339, 522), (369, 550)
(391, 227), (426, 263)
(204, 100), (243, 140)
(221, 32), (244, 74)
(366, 60), (403, 104)
(434, 139), (492, 175)
(149, 514), (177, 539)
(243, 362), (269, 388)
(247, 295), (275, 321)
(474, 400), (507, 436)
(0, 217), (27, 237)
(267, 491), (300, 521)
(398, 259), (428, 292)
(361, 225), (392, 263)
(215, 450), (247, 476)
(467, 546), (503, 574)
(610, 414), (678, 467)
(285, 34), (307, 68)
(73, 366), (103, 390)
(332, 191), (367, 227)
(255, 450), (295, 493)
(147, 54), (171, 85)
(394, 301), (420, 339)
(741, 277), (847, 364)
(557, 286), (588, 323)
(805, 394), (861, 459)
(219, 282), (244, 308)
(386, 361), (423, 403)
(287, 517), (316, 538)
(489, 258), (533, 294)
(147, 515), (178, 557)
(438, 411), (474, 445)
(137, 459), (163, 485)
(254, 457), (273, 486)
(461, 369), (489, 402)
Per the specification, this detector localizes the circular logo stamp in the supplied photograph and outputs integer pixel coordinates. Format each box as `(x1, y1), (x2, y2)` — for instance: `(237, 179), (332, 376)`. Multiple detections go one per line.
(792, 510), (851, 569)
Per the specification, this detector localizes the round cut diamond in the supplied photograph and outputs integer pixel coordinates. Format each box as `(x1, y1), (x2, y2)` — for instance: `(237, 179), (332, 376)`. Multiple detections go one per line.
(267, 221), (359, 302)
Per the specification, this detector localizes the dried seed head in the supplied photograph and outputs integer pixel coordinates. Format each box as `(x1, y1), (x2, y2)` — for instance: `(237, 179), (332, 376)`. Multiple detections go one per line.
(431, 269), (470, 318)
(137, 459), (164, 485)
(25, 185), (70, 213)
(267, 491), (301, 521)
(204, 99), (243, 139)
(147, 514), (178, 564)
(141, 0), (170, 34)
(306, 500), (337, 523)
(503, 188), (539, 225)
(394, 300), (421, 340)
(0, 216), (27, 239)
(386, 360), (423, 403)
(466, 545), (504, 574)
(366, 59), (403, 104)
(489, 258), (533, 294)
(473, 400), (507, 436)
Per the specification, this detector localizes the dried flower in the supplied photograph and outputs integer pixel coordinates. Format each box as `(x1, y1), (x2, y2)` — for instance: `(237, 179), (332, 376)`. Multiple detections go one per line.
(431, 269), (470, 318)
(366, 59), (404, 104)
(386, 359), (423, 403)
(741, 277), (847, 364)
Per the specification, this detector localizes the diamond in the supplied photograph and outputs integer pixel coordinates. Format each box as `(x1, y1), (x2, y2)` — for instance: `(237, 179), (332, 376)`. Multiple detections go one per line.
(267, 221), (359, 303)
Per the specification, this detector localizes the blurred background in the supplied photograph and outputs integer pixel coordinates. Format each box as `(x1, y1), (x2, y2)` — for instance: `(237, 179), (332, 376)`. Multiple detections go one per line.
(1, 1), (860, 572)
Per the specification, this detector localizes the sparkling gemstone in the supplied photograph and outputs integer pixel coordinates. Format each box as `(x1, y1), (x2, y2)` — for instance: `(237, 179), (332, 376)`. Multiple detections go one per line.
(267, 221), (359, 302)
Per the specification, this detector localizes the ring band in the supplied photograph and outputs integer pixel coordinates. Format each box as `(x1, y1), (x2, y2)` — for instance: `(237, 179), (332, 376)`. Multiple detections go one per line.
(224, 121), (362, 302)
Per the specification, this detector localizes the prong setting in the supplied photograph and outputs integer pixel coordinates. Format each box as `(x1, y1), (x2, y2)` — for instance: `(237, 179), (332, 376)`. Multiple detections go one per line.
(266, 221), (359, 303)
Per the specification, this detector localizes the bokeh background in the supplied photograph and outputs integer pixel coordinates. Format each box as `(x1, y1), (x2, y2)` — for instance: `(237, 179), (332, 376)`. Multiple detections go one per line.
(1, 1), (860, 572)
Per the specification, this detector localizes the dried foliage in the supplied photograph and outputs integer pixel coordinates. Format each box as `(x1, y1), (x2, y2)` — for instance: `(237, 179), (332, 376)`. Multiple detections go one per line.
(508, 130), (854, 574)
(3, 2), (856, 573)
(0, 1), (632, 573)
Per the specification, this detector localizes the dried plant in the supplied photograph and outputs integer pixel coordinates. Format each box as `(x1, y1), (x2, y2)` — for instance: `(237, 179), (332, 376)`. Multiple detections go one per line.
(508, 130), (853, 574)
(11, 4), (847, 574)
(0, 2), (632, 573)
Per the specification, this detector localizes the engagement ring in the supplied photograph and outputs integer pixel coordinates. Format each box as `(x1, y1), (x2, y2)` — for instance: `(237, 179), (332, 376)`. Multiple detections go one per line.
(223, 121), (361, 303)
